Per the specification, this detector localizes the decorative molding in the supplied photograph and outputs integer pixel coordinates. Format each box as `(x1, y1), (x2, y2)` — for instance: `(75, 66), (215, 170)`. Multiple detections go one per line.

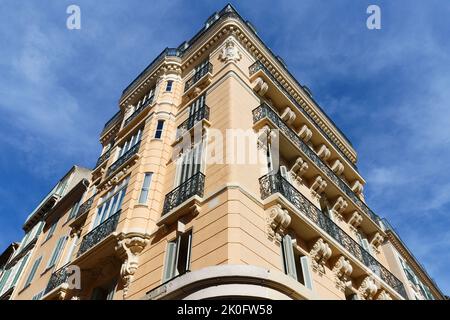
(309, 238), (332, 274)
(280, 107), (296, 125)
(316, 144), (331, 161)
(376, 289), (392, 300)
(351, 180), (364, 196)
(252, 77), (268, 96)
(330, 159), (344, 176)
(310, 175), (327, 198)
(267, 204), (291, 242)
(298, 124), (312, 143)
(347, 211), (363, 229)
(115, 233), (150, 298)
(332, 256), (353, 291)
(358, 276), (378, 300)
(219, 37), (242, 63)
(331, 196), (348, 221)
(290, 157), (309, 182)
(370, 232), (384, 250)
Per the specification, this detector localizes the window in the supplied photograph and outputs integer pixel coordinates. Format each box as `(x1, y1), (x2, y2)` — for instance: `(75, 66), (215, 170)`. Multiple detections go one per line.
(47, 236), (68, 269)
(0, 269), (12, 294)
(61, 235), (79, 266)
(174, 141), (205, 187)
(165, 80), (174, 92)
(91, 279), (117, 300)
(281, 234), (313, 290)
(357, 231), (372, 254)
(117, 129), (142, 159)
(24, 256), (42, 288)
(11, 253), (30, 288)
(154, 120), (165, 139)
(163, 230), (192, 282)
(93, 177), (129, 228)
(67, 200), (81, 221)
(45, 220), (58, 241)
(138, 173), (153, 204)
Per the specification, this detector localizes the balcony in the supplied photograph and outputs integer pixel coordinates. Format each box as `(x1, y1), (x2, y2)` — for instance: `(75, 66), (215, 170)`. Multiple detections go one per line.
(100, 111), (121, 136)
(249, 61), (356, 168)
(184, 62), (213, 93)
(252, 103), (380, 227)
(77, 210), (122, 257)
(45, 264), (70, 295)
(95, 149), (111, 168)
(123, 96), (154, 128)
(106, 141), (141, 177)
(176, 105), (210, 140)
(162, 172), (205, 216)
(259, 172), (407, 299)
(76, 195), (95, 218)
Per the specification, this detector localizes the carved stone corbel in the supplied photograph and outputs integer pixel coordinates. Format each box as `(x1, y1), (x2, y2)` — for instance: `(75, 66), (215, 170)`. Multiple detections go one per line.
(309, 238), (332, 274)
(331, 196), (348, 221)
(376, 289), (392, 300)
(369, 232), (384, 250)
(351, 180), (364, 196)
(310, 176), (327, 198)
(115, 234), (150, 299)
(290, 157), (309, 182)
(253, 77), (268, 96)
(347, 211), (363, 230)
(332, 256), (353, 291)
(316, 144), (331, 161)
(358, 276), (378, 300)
(280, 107), (296, 125)
(267, 204), (291, 242)
(330, 159), (345, 176)
(298, 124), (312, 143)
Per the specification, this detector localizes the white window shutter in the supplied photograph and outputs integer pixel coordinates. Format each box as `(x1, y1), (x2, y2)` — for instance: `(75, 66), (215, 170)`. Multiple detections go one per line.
(163, 241), (177, 281)
(282, 235), (297, 280)
(300, 256), (314, 290)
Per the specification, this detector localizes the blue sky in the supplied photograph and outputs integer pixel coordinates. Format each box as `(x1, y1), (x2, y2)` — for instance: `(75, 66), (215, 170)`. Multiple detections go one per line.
(0, 1), (448, 295)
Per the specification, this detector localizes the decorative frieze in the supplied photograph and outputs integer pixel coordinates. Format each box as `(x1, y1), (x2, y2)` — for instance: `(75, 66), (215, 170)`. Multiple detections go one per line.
(267, 204), (291, 242)
(280, 107), (296, 125)
(309, 238), (332, 274)
(298, 124), (312, 143)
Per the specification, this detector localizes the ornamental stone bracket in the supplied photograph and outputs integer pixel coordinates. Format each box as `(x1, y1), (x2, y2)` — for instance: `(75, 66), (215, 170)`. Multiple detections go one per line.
(309, 238), (332, 274)
(351, 180), (364, 199)
(290, 157), (309, 182)
(267, 204), (291, 243)
(369, 232), (384, 251)
(280, 106), (296, 125)
(346, 211), (363, 231)
(310, 175), (327, 198)
(376, 289), (392, 300)
(316, 144), (331, 161)
(298, 124), (312, 143)
(332, 256), (353, 291)
(98, 156), (140, 192)
(331, 196), (348, 221)
(252, 77), (268, 96)
(219, 37), (242, 63)
(115, 233), (150, 299)
(358, 276), (378, 300)
(330, 159), (345, 176)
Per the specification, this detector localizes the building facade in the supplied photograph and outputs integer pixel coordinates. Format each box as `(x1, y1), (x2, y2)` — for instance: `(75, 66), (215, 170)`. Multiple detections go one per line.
(3, 4), (444, 300)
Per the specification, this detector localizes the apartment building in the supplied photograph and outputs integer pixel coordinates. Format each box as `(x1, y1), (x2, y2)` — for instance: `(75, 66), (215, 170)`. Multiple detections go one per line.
(0, 166), (91, 300)
(3, 4), (444, 300)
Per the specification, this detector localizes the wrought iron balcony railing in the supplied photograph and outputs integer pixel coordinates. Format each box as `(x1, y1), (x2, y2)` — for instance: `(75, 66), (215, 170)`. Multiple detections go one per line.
(184, 62), (213, 92)
(76, 195), (95, 218)
(259, 172), (407, 299)
(252, 103), (381, 226)
(176, 105), (210, 140)
(249, 61), (356, 168)
(101, 111), (121, 136)
(45, 264), (70, 294)
(95, 149), (111, 168)
(162, 172), (205, 215)
(106, 141), (141, 176)
(77, 210), (122, 256)
(124, 96), (154, 127)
